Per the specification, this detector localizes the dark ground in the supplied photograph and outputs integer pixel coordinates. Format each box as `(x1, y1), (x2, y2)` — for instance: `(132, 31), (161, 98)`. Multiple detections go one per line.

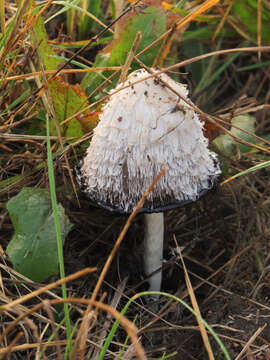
(63, 173), (270, 359)
(2, 164), (269, 359)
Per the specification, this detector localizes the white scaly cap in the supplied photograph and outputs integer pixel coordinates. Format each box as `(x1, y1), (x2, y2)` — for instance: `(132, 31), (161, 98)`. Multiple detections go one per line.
(78, 68), (221, 213)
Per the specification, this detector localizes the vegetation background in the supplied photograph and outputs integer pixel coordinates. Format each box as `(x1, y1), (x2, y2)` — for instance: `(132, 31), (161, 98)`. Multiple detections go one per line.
(0, 0), (270, 359)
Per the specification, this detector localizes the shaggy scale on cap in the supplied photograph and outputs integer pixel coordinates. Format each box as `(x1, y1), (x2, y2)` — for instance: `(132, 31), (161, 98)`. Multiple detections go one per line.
(78, 69), (221, 213)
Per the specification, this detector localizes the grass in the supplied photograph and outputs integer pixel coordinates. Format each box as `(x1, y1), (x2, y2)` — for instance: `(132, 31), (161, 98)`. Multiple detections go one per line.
(45, 113), (72, 356)
(1, 0), (270, 359)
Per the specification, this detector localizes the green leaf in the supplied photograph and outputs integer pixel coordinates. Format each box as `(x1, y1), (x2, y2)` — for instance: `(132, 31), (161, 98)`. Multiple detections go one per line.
(81, 53), (111, 96)
(31, 6), (89, 138)
(214, 114), (257, 155)
(182, 40), (209, 85)
(232, 0), (270, 42)
(79, 0), (102, 38)
(224, 160), (270, 184)
(6, 187), (72, 282)
(48, 77), (88, 137)
(109, 6), (166, 67)
(81, 6), (167, 98)
(31, 7), (62, 71)
(182, 26), (231, 41)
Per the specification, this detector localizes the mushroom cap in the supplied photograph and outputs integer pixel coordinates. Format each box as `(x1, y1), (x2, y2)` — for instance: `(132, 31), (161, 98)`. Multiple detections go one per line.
(77, 69), (221, 214)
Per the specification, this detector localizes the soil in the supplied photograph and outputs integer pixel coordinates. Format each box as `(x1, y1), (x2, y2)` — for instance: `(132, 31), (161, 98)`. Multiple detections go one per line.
(60, 175), (270, 359)
(2, 168), (269, 359)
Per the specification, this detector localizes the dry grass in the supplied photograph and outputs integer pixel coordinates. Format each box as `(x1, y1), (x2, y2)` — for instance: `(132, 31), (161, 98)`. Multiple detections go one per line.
(1, 0), (270, 359)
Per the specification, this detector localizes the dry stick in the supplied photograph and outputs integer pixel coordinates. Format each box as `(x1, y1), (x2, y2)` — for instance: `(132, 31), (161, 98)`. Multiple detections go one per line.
(1, 300), (72, 354)
(132, 54), (270, 155)
(162, 46), (270, 76)
(152, 23), (177, 68)
(78, 1), (114, 34)
(0, 268), (96, 313)
(31, 28), (80, 205)
(136, 258), (270, 350)
(180, 249), (270, 314)
(0, 111), (38, 131)
(0, 341), (69, 356)
(27, 318), (44, 360)
(226, 14), (252, 42)
(75, 40), (136, 112)
(91, 166), (165, 300)
(1, 44), (22, 89)
(0, 263), (69, 309)
(0, 0), (30, 64)
(0, 133), (60, 141)
(174, 235), (215, 360)
(87, 69), (120, 100)
(180, 244), (252, 300)
(91, 278), (128, 360)
(78, 300), (142, 360)
(212, 0), (235, 40)
(213, 114), (270, 147)
(2, 298), (147, 360)
(5, 93), (39, 126)
(75, 167), (166, 358)
(6, 0), (141, 120)
(42, 300), (62, 360)
(218, 104), (270, 120)
(0, 0), (54, 66)
(138, 244), (253, 334)
(60, 47), (270, 150)
(78, 292), (107, 360)
(136, 0), (220, 60)
(0, 0), (4, 35)
(0, 271), (97, 351)
(5, 67), (121, 81)
(234, 323), (267, 360)
(1, 331), (24, 360)
(119, 31), (142, 83)
(59, 46), (270, 127)
(44, 0), (141, 82)
(114, 0), (125, 40)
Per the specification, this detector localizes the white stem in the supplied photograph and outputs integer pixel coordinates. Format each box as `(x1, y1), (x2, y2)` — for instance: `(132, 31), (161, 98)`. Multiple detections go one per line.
(144, 213), (164, 297)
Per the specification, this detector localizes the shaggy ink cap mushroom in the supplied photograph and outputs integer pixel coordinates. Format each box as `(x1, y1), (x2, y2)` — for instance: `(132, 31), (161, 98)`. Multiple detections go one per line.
(78, 68), (221, 213)
(78, 68), (221, 299)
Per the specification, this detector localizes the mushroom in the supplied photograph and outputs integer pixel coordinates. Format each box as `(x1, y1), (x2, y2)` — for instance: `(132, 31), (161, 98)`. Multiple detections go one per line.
(77, 68), (221, 299)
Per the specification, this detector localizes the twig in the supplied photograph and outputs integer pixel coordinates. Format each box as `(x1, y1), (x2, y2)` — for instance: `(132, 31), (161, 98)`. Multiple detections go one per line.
(5, 67), (121, 81)
(0, 268), (96, 313)
(173, 235), (215, 360)
(2, 298), (147, 360)
(59, 47), (270, 155)
(234, 323), (267, 360)
(119, 31), (142, 83)
(74, 167), (166, 358)
(135, 0), (220, 60)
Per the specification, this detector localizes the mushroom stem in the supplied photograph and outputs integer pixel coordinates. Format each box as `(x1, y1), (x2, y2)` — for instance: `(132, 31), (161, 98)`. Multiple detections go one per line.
(144, 212), (164, 297)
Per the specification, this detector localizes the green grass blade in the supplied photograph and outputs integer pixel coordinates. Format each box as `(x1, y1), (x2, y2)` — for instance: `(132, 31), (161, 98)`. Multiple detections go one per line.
(117, 315), (138, 360)
(237, 60), (270, 71)
(38, 316), (66, 360)
(45, 114), (72, 354)
(0, 80), (30, 115)
(158, 352), (178, 360)
(194, 36), (223, 94)
(224, 160), (270, 184)
(98, 291), (231, 360)
(44, 0), (80, 25)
